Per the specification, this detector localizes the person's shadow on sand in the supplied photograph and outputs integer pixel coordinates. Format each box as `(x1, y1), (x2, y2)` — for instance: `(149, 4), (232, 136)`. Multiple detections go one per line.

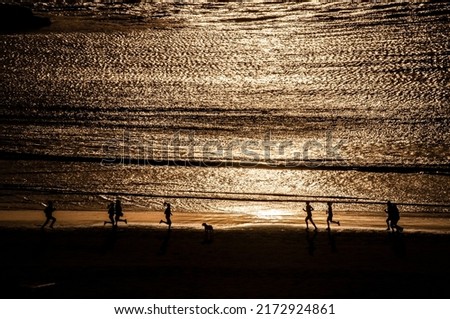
(306, 230), (318, 256)
(158, 230), (171, 256)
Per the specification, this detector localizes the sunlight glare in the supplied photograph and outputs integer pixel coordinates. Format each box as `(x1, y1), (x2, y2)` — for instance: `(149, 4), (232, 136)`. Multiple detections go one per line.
(254, 208), (291, 219)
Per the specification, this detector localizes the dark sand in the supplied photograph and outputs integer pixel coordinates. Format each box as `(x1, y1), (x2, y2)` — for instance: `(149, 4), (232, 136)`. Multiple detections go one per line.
(1, 226), (449, 299)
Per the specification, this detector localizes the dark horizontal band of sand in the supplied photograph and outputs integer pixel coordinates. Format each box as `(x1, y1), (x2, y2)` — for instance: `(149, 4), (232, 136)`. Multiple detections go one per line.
(1, 226), (450, 298)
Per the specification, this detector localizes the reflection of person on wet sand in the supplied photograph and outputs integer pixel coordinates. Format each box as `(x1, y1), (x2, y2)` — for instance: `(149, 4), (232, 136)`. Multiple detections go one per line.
(303, 201), (317, 231)
(160, 202), (172, 230)
(306, 229), (318, 256)
(327, 230), (337, 253)
(114, 199), (127, 226)
(326, 202), (340, 231)
(41, 200), (56, 229)
(158, 230), (171, 256)
(104, 202), (115, 227)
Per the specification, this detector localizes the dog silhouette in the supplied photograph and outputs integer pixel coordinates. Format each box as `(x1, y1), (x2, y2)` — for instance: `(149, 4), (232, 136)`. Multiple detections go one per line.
(202, 223), (214, 242)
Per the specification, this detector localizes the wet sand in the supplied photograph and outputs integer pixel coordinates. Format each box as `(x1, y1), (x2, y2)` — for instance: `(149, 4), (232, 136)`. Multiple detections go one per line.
(1, 224), (450, 298)
(1, 210), (449, 233)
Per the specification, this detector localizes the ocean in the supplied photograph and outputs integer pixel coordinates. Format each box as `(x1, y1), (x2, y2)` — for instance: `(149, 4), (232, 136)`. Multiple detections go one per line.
(0, 1), (449, 225)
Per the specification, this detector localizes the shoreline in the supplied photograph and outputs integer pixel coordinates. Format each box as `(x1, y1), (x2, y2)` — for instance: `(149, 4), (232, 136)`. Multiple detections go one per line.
(1, 209), (450, 234)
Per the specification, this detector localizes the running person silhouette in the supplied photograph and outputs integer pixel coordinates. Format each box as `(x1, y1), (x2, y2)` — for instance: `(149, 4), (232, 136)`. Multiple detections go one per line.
(41, 200), (56, 229)
(160, 202), (173, 230)
(104, 201), (115, 227)
(389, 202), (403, 233)
(303, 201), (317, 231)
(326, 202), (340, 231)
(385, 201), (394, 231)
(114, 199), (127, 226)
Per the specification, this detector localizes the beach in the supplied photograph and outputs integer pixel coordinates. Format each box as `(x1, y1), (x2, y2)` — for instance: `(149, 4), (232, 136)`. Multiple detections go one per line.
(1, 211), (450, 299)
(1, 1), (449, 301)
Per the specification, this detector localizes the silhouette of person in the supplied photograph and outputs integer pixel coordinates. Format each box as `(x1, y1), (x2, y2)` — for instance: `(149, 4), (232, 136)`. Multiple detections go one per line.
(104, 202), (115, 227)
(303, 201), (317, 231)
(41, 200), (56, 229)
(385, 201), (393, 230)
(160, 202), (172, 230)
(326, 202), (340, 231)
(389, 202), (403, 233)
(114, 199), (127, 226)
